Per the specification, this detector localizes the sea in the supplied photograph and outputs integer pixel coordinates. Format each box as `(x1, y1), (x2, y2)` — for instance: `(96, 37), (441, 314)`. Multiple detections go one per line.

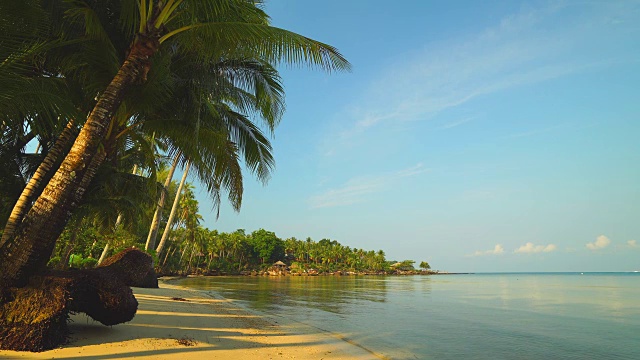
(176, 273), (640, 360)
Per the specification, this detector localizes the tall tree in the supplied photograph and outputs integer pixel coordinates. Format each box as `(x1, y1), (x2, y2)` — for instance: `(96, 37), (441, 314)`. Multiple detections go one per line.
(250, 229), (284, 265)
(156, 160), (190, 256)
(0, 0), (349, 288)
(145, 152), (180, 251)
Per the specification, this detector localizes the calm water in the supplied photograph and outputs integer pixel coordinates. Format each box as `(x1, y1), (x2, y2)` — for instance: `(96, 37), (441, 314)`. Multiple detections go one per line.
(176, 273), (640, 359)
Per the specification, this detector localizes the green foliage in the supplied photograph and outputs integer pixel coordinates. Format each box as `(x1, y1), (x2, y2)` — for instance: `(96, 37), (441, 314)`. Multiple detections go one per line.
(68, 254), (97, 269)
(53, 222), (104, 259)
(0, 3), (353, 277)
(144, 248), (160, 265)
(81, 257), (98, 268)
(419, 261), (431, 270)
(289, 262), (302, 272)
(49, 216), (405, 275)
(47, 256), (61, 268)
(397, 260), (416, 271)
(250, 229), (284, 264)
(0, 0), (350, 285)
(109, 229), (141, 254)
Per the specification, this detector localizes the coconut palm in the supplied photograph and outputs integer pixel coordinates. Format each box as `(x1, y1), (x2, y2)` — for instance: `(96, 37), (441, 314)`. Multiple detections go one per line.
(0, 0), (349, 288)
(0, 0), (87, 238)
(144, 55), (286, 252)
(155, 159), (190, 256)
(144, 152), (180, 251)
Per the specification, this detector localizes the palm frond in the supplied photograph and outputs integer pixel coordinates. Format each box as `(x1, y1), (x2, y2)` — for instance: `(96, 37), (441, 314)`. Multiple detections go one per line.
(165, 22), (351, 73)
(205, 102), (274, 183)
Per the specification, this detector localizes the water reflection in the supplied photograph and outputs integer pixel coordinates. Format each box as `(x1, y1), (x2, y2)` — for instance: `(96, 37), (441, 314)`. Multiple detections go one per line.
(180, 275), (390, 315)
(438, 273), (640, 320)
(177, 274), (640, 360)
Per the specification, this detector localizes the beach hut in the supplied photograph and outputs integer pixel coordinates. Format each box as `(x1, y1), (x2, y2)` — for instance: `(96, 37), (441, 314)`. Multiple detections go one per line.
(268, 261), (287, 276)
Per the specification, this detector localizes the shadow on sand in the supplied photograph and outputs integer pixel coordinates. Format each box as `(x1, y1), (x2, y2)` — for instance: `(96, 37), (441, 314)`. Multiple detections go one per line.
(0, 286), (363, 359)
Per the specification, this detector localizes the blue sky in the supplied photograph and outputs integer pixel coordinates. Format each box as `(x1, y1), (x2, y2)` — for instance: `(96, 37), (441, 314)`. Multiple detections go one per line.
(194, 0), (640, 272)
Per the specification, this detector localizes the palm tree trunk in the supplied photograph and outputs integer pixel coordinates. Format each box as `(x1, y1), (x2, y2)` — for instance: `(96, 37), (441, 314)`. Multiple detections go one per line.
(56, 217), (82, 270)
(162, 246), (172, 267)
(164, 246), (177, 267)
(155, 160), (190, 256)
(0, 120), (76, 248)
(96, 213), (123, 266)
(179, 243), (189, 265)
(187, 246), (195, 274)
(97, 243), (111, 266)
(96, 164), (137, 266)
(0, 35), (160, 288)
(145, 152), (180, 251)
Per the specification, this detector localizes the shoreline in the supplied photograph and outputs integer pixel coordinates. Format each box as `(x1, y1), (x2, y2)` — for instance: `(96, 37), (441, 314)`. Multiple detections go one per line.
(0, 280), (380, 359)
(159, 271), (471, 277)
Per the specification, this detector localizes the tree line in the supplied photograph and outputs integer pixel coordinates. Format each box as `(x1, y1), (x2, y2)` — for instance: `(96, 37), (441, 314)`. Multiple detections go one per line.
(0, 1), (433, 352)
(0, 0), (349, 288)
(43, 170), (430, 275)
(0, 0), (431, 284)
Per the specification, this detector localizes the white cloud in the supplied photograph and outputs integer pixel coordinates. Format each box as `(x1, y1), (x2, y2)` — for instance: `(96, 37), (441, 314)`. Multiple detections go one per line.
(470, 244), (505, 257)
(586, 235), (611, 250)
(308, 163), (429, 209)
(514, 242), (557, 254)
(628, 240), (638, 248)
(324, 2), (640, 156)
(439, 116), (475, 129)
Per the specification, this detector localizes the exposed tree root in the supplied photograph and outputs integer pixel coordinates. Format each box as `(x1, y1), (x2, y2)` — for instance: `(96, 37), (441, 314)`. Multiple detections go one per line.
(0, 248), (157, 352)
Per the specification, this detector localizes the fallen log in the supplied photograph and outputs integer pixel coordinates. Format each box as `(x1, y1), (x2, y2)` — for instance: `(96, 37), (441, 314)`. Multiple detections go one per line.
(0, 248), (157, 352)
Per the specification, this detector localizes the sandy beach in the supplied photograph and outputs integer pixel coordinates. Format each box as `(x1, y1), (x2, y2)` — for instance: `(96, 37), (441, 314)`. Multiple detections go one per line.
(0, 282), (378, 360)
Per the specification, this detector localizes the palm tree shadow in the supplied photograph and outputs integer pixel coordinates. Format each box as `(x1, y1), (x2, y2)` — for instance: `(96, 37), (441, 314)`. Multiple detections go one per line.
(50, 288), (332, 359)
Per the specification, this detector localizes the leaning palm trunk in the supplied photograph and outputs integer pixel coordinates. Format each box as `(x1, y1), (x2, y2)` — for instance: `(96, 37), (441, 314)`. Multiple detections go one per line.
(0, 120), (76, 248)
(0, 34), (161, 288)
(179, 243), (189, 265)
(145, 152), (181, 251)
(155, 160), (190, 256)
(97, 242), (111, 267)
(187, 248), (195, 274)
(0, 0), (349, 290)
(161, 246), (172, 267)
(164, 246), (177, 267)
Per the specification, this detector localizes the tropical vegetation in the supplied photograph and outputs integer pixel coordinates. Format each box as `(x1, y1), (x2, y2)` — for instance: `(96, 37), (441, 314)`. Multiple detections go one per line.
(0, 0), (352, 351)
(0, 0), (440, 352)
(44, 173), (427, 276)
(0, 0), (349, 288)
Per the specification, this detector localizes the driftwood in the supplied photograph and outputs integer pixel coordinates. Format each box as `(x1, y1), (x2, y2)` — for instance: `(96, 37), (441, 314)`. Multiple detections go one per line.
(0, 248), (157, 352)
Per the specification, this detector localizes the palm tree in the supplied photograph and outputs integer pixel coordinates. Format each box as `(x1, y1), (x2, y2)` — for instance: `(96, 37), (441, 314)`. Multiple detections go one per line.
(0, 0), (86, 241)
(145, 152), (180, 251)
(155, 160), (190, 256)
(144, 55), (286, 251)
(95, 164), (142, 265)
(0, 0), (349, 288)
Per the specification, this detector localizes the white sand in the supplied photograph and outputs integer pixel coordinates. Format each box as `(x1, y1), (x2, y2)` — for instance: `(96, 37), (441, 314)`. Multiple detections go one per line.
(0, 282), (380, 359)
